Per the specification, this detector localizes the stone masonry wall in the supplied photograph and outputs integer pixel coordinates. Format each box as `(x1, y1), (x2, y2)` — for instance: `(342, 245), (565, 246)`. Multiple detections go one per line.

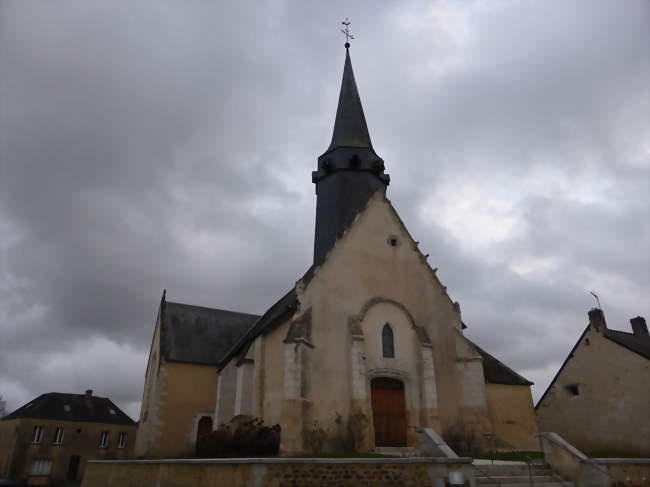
(82, 458), (475, 487)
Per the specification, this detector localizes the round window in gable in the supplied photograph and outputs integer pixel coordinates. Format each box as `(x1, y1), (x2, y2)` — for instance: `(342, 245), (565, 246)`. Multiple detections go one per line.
(387, 235), (400, 247)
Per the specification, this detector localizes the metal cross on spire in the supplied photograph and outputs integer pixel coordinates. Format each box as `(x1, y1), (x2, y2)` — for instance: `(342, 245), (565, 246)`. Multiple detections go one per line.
(341, 17), (354, 47)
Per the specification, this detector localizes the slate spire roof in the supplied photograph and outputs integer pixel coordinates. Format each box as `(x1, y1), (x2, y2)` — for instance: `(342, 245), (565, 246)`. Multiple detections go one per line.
(326, 45), (374, 153)
(311, 45), (389, 265)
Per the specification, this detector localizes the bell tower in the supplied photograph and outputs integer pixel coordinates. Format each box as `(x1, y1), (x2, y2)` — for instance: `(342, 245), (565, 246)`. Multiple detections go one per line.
(311, 43), (390, 266)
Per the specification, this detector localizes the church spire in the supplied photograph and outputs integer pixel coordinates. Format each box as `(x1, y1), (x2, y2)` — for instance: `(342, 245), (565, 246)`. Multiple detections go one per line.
(326, 46), (373, 153)
(311, 35), (390, 266)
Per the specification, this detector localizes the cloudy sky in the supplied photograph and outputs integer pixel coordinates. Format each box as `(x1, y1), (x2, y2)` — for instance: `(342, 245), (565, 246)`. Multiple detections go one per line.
(1, 0), (648, 420)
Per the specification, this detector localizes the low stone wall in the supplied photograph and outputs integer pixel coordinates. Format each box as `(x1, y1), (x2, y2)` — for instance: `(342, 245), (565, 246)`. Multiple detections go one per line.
(81, 457), (475, 487)
(592, 459), (650, 487)
(540, 432), (650, 487)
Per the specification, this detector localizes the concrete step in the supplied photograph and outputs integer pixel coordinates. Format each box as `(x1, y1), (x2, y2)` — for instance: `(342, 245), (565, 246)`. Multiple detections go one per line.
(474, 462), (573, 486)
(474, 465), (553, 476)
(476, 474), (556, 483)
(475, 483), (573, 487)
(373, 446), (420, 457)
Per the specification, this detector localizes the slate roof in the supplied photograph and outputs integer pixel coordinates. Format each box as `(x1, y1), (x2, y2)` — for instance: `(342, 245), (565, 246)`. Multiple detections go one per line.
(219, 287), (299, 368)
(604, 328), (650, 359)
(470, 341), (534, 386)
(2, 392), (135, 425)
(161, 301), (260, 366)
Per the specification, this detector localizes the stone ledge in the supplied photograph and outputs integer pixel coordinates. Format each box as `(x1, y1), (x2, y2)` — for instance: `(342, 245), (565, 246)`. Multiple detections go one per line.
(88, 456), (473, 465)
(590, 458), (650, 465)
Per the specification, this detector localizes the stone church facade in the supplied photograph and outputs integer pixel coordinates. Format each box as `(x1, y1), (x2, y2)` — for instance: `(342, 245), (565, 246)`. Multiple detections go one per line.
(135, 45), (539, 457)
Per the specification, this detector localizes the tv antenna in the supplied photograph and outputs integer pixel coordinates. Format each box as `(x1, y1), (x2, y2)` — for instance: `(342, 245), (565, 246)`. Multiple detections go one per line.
(589, 291), (602, 310)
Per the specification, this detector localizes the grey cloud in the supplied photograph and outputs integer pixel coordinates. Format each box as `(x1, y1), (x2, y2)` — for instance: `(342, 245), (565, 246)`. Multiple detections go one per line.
(1, 0), (647, 412)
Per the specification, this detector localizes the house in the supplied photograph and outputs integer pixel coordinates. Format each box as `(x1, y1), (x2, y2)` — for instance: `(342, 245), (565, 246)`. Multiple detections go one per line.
(536, 309), (650, 456)
(135, 43), (540, 457)
(0, 390), (136, 484)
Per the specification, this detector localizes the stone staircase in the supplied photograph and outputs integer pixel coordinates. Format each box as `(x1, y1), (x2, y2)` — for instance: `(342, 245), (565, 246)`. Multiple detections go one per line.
(473, 462), (574, 486)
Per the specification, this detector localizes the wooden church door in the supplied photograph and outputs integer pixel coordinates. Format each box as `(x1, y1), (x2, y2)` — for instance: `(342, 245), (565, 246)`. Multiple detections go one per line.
(371, 377), (407, 446)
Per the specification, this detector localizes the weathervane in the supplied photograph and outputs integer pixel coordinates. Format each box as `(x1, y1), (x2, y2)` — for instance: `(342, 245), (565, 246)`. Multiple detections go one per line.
(341, 17), (354, 47)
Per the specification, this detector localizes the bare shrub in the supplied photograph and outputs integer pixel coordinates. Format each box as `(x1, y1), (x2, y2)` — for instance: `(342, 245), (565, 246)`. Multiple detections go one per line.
(196, 417), (281, 457)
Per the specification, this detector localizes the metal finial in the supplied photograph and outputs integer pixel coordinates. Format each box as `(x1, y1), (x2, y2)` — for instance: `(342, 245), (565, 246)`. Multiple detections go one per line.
(341, 17), (354, 47)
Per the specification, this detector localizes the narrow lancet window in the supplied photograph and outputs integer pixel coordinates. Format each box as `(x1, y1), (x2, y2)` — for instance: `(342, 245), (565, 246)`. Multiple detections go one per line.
(382, 324), (395, 358)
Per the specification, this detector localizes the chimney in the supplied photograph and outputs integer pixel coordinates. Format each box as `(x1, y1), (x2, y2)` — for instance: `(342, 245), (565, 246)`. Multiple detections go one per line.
(84, 389), (93, 404)
(630, 316), (649, 340)
(588, 308), (607, 332)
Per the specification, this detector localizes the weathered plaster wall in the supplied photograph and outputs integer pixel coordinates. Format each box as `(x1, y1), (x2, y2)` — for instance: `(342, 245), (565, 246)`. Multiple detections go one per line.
(0, 418), (135, 483)
(217, 193), (538, 455)
(215, 362), (237, 426)
(485, 384), (539, 450)
(536, 325), (650, 455)
(262, 317), (295, 435)
(0, 420), (17, 478)
(269, 193), (488, 453)
(134, 318), (162, 457)
(143, 361), (218, 458)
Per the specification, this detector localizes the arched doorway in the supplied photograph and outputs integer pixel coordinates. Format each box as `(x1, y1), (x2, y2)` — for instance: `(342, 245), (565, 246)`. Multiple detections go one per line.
(370, 377), (406, 446)
(196, 416), (213, 443)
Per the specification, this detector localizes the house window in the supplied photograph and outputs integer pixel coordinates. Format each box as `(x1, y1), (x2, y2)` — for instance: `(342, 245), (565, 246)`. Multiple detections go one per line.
(117, 432), (126, 448)
(63, 404), (71, 412)
(99, 431), (109, 448)
(565, 384), (580, 396)
(52, 427), (64, 445)
(30, 458), (52, 476)
(382, 324), (395, 358)
(31, 425), (44, 444)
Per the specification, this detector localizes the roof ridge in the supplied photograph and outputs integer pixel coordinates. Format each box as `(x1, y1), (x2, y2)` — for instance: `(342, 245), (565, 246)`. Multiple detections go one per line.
(43, 392), (109, 399)
(605, 328), (633, 336)
(218, 288), (299, 369)
(165, 300), (260, 317)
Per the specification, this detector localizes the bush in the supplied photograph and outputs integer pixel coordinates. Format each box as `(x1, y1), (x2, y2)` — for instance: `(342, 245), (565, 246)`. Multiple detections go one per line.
(196, 417), (281, 458)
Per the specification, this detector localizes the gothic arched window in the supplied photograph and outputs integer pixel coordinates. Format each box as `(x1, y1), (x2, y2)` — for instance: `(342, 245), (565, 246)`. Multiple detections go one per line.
(382, 324), (395, 358)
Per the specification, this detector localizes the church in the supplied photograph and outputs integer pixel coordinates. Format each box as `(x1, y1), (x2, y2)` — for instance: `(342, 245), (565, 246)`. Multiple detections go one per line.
(134, 43), (539, 458)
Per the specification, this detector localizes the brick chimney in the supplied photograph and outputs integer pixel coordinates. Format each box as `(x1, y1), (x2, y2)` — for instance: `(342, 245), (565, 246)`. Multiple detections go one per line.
(84, 389), (93, 405)
(630, 316), (649, 340)
(588, 308), (607, 332)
